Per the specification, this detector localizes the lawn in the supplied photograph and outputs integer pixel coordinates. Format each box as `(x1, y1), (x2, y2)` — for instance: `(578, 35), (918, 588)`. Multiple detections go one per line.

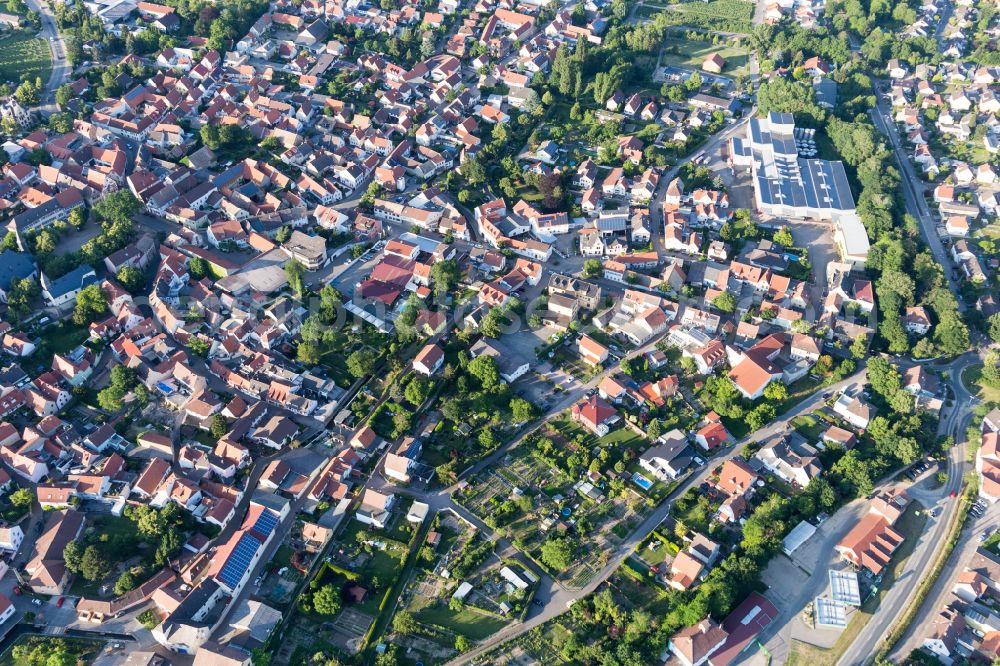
(413, 603), (509, 640)
(0, 29), (52, 85)
(962, 363), (1000, 404)
(596, 427), (645, 450)
(271, 544), (294, 569)
(659, 37), (751, 76)
(340, 519), (407, 585)
(791, 413), (827, 441)
(35, 322), (89, 368)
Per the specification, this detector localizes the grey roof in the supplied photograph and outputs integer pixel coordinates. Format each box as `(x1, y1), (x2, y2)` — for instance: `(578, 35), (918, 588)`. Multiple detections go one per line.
(0, 250), (35, 291)
(45, 265), (97, 299)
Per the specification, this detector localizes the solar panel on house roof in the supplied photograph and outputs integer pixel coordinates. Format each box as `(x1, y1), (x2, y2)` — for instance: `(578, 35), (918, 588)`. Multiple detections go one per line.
(251, 509), (279, 538)
(218, 533), (263, 589)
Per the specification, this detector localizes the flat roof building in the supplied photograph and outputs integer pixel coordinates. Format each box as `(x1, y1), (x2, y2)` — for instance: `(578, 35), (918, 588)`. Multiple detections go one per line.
(829, 570), (861, 606)
(731, 112), (869, 266)
(815, 597), (849, 629)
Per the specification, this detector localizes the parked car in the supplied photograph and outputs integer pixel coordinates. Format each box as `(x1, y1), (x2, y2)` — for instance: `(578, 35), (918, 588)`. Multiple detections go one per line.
(56, 597), (64, 608)
(31, 599), (41, 606)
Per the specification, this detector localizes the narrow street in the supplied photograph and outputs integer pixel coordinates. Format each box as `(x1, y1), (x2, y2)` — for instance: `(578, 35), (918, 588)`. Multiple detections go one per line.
(25, 0), (70, 113)
(869, 96), (966, 311)
(437, 365), (871, 666)
(835, 354), (979, 665)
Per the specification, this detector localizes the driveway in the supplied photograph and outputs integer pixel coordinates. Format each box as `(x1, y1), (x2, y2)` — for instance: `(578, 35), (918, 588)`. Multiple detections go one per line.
(788, 220), (840, 319)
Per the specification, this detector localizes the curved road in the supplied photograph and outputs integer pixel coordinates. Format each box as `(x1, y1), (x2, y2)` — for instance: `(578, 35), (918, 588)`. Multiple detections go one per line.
(434, 367), (871, 666)
(836, 352), (981, 666)
(24, 0), (69, 113)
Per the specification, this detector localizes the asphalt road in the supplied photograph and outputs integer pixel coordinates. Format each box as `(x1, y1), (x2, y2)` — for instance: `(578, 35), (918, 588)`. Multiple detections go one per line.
(437, 366), (871, 666)
(25, 0), (70, 113)
(868, 95), (966, 311)
(836, 353), (980, 666)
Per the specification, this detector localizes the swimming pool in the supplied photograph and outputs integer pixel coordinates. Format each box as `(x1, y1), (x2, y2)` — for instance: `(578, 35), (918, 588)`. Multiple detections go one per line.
(631, 472), (653, 491)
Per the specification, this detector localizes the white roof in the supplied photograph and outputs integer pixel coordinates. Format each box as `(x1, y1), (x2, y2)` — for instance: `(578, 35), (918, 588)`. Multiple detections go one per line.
(406, 501), (430, 523)
(814, 597), (849, 628)
(782, 520), (817, 555)
(452, 581), (473, 600)
(829, 570), (861, 606)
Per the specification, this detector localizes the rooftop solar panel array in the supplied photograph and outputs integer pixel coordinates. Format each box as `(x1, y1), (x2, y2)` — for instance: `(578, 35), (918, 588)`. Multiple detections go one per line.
(218, 532), (264, 590)
(745, 116), (856, 217)
(250, 509), (279, 539)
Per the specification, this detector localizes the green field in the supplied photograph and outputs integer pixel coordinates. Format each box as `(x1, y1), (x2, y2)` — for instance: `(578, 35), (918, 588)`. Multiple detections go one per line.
(962, 363), (1000, 404)
(660, 37), (751, 75)
(656, 0), (755, 33)
(0, 29), (51, 84)
(413, 604), (509, 640)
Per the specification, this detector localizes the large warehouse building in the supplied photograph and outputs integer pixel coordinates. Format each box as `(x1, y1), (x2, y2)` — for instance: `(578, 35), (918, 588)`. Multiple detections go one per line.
(731, 112), (870, 267)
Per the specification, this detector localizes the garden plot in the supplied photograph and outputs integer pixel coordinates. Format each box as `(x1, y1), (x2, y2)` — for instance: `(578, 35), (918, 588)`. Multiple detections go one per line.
(330, 608), (374, 649)
(461, 471), (516, 514)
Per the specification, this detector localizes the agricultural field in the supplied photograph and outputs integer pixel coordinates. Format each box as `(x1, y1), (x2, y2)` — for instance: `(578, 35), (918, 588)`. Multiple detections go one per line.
(654, 0), (755, 33)
(0, 29), (51, 84)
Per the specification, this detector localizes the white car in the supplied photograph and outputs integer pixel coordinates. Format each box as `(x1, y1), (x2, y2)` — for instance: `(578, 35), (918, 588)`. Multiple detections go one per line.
(31, 598), (42, 606)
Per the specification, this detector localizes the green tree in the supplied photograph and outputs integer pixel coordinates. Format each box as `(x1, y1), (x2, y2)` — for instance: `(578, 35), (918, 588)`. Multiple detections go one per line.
(210, 414), (228, 438)
(773, 226), (794, 247)
(762, 382), (788, 402)
(479, 308), (504, 338)
(80, 544), (111, 581)
(540, 537), (573, 570)
(94, 191), (141, 226)
(510, 397), (536, 422)
(392, 610), (419, 635)
(55, 84), (73, 108)
(583, 258), (602, 277)
(313, 584), (341, 615)
(711, 291), (736, 313)
(9, 487), (33, 509)
(113, 570), (136, 595)
(189, 257), (209, 280)
(850, 334), (868, 360)
(284, 259), (306, 298)
(429, 259), (461, 300)
(467, 354), (501, 390)
(988, 312), (1000, 344)
(347, 349), (378, 378)
(63, 540), (83, 573)
(187, 337), (210, 357)
(935, 315), (970, 356)
(319, 284), (341, 321)
(116, 265), (145, 292)
(67, 207), (86, 229)
(72, 283), (108, 325)
(404, 377), (431, 406)
(455, 635), (471, 652)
